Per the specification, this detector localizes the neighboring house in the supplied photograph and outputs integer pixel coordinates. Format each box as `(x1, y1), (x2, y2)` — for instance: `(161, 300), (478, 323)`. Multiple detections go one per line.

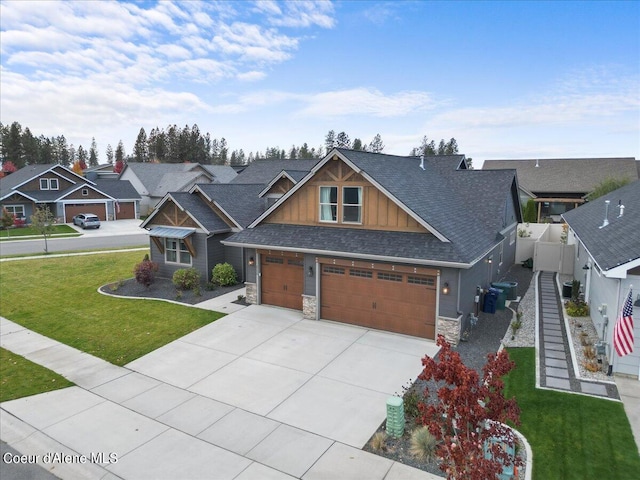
(0, 164), (140, 222)
(143, 149), (522, 344)
(119, 162), (237, 216)
(563, 180), (640, 378)
(483, 157), (638, 222)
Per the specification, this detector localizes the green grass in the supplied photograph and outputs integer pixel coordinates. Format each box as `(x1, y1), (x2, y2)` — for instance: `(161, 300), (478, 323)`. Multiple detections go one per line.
(0, 348), (75, 402)
(0, 251), (224, 366)
(503, 348), (640, 480)
(0, 224), (79, 239)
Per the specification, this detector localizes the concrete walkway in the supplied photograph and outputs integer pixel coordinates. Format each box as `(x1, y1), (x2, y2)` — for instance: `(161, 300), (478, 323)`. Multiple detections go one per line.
(537, 271), (619, 399)
(1, 292), (442, 480)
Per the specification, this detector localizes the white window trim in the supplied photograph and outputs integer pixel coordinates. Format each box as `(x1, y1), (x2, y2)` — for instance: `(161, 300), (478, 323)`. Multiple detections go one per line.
(342, 186), (362, 224)
(319, 186), (338, 223)
(49, 178), (59, 190)
(5, 205), (25, 218)
(164, 237), (192, 266)
(499, 241), (504, 266)
(40, 178), (49, 190)
(81, 189), (89, 196)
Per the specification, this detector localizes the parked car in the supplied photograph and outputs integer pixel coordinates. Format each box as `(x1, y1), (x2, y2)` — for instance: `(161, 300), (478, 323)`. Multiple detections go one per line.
(72, 213), (101, 229)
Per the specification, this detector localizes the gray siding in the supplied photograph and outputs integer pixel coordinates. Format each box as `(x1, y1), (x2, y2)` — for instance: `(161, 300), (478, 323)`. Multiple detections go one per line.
(150, 233), (209, 282)
(207, 234), (229, 281)
(438, 267), (459, 318)
(224, 244), (245, 282)
(304, 254), (316, 296)
(245, 248), (257, 283)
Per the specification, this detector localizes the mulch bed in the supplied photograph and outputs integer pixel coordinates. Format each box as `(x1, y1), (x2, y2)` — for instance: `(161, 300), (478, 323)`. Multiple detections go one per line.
(363, 265), (534, 477)
(100, 277), (245, 305)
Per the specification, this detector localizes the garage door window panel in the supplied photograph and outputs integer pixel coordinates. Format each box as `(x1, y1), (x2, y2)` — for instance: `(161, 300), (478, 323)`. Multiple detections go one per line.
(377, 272), (403, 282)
(342, 187), (362, 223)
(166, 238), (191, 265)
(319, 186), (338, 222)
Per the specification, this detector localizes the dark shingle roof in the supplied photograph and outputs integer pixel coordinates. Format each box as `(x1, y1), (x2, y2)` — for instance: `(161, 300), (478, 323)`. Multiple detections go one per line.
(195, 183), (266, 228)
(230, 159), (318, 185)
(483, 158), (638, 194)
(562, 180), (640, 272)
(121, 163), (213, 194)
(169, 192), (230, 234)
(201, 165), (238, 183)
(223, 224), (467, 265)
(94, 179), (141, 199)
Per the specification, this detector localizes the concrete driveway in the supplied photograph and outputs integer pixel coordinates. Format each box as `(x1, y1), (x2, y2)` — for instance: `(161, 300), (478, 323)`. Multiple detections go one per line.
(69, 218), (145, 237)
(1, 306), (441, 479)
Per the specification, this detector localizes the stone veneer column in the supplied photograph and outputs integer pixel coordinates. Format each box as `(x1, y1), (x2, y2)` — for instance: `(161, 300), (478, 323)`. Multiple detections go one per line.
(436, 315), (462, 346)
(302, 295), (317, 320)
(245, 282), (257, 304)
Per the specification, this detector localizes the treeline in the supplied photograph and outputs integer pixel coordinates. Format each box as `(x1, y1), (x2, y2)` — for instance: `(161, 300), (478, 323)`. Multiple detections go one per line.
(1, 120), (466, 170)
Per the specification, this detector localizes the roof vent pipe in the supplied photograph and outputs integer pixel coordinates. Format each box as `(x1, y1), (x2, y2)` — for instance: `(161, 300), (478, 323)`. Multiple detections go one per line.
(420, 155), (425, 170)
(618, 200), (625, 218)
(535, 159), (539, 168)
(599, 200), (610, 229)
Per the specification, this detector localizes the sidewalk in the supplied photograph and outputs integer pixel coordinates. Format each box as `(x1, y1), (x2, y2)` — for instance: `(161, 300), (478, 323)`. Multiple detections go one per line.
(537, 271), (620, 399)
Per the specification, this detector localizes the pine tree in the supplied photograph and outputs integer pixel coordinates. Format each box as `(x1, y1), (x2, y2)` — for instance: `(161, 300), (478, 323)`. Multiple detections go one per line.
(105, 144), (114, 164)
(335, 131), (351, 149)
(77, 145), (88, 170)
(133, 128), (149, 162)
(115, 140), (125, 163)
(89, 138), (99, 167)
(368, 134), (385, 153)
(324, 130), (336, 152)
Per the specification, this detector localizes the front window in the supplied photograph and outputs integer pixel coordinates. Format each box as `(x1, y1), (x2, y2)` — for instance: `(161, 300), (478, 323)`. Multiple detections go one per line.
(165, 238), (191, 265)
(40, 178), (49, 190)
(4, 205), (25, 218)
(342, 187), (362, 223)
(319, 186), (337, 222)
(49, 178), (59, 190)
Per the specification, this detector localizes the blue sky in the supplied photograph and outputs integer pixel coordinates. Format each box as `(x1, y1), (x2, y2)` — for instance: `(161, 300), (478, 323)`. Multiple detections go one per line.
(1, 0), (638, 165)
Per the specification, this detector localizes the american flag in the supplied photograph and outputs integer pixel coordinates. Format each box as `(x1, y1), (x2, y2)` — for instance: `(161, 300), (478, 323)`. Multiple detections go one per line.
(613, 289), (634, 357)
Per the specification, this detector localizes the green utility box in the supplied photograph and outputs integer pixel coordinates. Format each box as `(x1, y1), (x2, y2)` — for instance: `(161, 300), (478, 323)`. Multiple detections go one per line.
(386, 396), (405, 438)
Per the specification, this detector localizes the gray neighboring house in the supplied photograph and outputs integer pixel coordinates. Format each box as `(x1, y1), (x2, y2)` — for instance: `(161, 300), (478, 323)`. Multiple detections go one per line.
(483, 157), (638, 222)
(0, 164), (140, 222)
(563, 180), (640, 378)
(119, 162), (237, 216)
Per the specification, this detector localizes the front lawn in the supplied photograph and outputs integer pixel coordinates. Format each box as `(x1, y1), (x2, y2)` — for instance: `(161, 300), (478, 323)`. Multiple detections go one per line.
(504, 348), (639, 480)
(0, 224), (79, 239)
(0, 251), (224, 365)
(0, 348), (74, 402)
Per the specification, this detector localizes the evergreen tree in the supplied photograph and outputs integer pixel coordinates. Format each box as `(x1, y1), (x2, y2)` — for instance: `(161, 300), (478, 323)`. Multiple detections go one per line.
(2, 122), (24, 168)
(105, 144), (114, 164)
(336, 131), (351, 149)
(115, 140), (125, 165)
(39, 136), (54, 164)
(368, 134), (385, 153)
(219, 138), (228, 165)
(77, 145), (88, 169)
(133, 128), (149, 162)
(22, 127), (40, 165)
(68, 144), (77, 165)
(57, 136), (70, 166)
(89, 138), (99, 167)
(445, 138), (458, 155)
(324, 130), (336, 152)
(352, 138), (363, 151)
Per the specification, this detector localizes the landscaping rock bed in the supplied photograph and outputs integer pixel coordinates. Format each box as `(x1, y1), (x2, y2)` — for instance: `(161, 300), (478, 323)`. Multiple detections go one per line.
(100, 277), (244, 305)
(363, 265), (534, 478)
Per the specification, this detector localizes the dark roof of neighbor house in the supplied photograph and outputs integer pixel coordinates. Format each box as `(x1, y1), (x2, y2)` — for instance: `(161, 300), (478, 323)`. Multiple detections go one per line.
(201, 165), (238, 183)
(94, 179), (141, 199)
(482, 158), (638, 195)
(151, 171), (211, 197)
(195, 183), (266, 228)
(562, 180), (640, 273)
(230, 159), (318, 185)
(168, 192), (230, 234)
(0, 164), (96, 201)
(225, 149), (520, 266)
(120, 162), (213, 194)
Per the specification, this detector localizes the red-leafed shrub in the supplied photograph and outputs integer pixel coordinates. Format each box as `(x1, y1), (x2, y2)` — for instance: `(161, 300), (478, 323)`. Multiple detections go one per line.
(417, 335), (522, 480)
(134, 259), (159, 288)
(13, 217), (26, 228)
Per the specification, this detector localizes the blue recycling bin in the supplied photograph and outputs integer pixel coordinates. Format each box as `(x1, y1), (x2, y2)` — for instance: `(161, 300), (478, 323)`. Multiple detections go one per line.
(483, 289), (498, 314)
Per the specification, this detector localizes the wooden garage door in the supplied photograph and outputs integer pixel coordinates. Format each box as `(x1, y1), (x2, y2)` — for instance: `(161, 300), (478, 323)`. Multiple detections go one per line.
(321, 264), (436, 339)
(261, 252), (304, 310)
(65, 203), (107, 221)
(116, 202), (135, 219)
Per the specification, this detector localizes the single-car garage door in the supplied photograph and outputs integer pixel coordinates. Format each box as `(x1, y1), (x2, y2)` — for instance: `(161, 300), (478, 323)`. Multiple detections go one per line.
(260, 251), (304, 310)
(116, 201), (136, 219)
(65, 203), (107, 221)
(320, 262), (437, 339)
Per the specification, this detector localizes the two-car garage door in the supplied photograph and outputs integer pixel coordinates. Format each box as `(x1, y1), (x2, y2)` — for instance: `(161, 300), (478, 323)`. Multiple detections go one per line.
(320, 263), (436, 339)
(259, 250), (437, 339)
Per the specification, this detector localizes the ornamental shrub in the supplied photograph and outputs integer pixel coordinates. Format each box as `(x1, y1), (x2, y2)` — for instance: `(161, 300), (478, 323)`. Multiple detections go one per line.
(172, 268), (200, 290)
(212, 262), (237, 286)
(565, 300), (590, 317)
(134, 259), (159, 288)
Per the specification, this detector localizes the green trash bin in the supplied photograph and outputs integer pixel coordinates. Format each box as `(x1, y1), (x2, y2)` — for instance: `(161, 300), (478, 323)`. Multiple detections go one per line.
(492, 282), (518, 301)
(494, 288), (506, 310)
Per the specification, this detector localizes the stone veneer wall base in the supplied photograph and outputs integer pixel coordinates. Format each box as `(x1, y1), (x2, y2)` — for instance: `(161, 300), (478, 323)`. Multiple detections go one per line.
(437, 315), (462, 346)
(302, 295), (317, 320)
(245, 282), (257, 304)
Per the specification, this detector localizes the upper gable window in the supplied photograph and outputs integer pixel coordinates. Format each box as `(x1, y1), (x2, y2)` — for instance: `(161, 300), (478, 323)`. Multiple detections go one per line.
(319, 186), (338, 222)
(39, 178), (59, 190)
(40, 178), (49, 190)
(49, 178), (59, 190)
(342, 187), (362, 223)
